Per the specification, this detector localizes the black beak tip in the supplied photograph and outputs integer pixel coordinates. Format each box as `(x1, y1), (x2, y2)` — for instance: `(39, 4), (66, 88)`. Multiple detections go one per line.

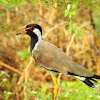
(16, 33), (21, 35)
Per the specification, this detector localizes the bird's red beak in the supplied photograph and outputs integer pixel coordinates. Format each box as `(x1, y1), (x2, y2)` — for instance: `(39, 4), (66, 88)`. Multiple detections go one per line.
(16, 27), (32, 35)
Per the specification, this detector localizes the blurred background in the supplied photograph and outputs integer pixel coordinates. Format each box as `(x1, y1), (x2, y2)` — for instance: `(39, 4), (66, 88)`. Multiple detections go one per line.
(0, 0), (100, 100)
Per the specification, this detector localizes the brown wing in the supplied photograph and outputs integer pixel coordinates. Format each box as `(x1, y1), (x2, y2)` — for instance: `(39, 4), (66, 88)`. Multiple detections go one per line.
(32, 40), (94, 77)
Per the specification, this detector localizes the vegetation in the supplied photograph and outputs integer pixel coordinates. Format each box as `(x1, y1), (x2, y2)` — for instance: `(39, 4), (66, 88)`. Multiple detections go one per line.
(0, 0), (100, 100)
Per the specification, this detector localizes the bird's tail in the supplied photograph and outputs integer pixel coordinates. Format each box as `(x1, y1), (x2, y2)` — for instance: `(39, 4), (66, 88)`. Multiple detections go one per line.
(75, 74), (100, 89)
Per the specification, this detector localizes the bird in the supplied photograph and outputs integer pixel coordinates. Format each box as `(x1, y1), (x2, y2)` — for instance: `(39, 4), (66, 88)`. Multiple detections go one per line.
(16, 24), (100, 99)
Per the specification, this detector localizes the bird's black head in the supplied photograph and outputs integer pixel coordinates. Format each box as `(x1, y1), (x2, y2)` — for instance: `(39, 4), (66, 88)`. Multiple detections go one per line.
(26, 24), (42, 37)
(16, 24), (43, 53)
(16, 24), (42, 38)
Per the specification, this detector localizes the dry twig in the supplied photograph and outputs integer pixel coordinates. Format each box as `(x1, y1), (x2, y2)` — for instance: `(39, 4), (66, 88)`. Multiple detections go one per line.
(44, 21), (68, 38)
(24, 57), (33, 100)
(0, 60), (22, 75)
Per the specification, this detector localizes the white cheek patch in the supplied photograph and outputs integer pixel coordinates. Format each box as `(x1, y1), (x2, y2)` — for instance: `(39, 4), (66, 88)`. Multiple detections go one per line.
(33, 28), (42, 41)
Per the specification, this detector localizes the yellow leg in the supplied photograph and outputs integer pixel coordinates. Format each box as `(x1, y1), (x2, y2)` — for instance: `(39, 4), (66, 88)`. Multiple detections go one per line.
(51, 74), (59, 100)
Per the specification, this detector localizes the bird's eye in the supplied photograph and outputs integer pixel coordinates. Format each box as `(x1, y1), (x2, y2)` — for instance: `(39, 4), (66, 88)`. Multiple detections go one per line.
(30, 26), (34, 31)
(25, 26), (34, 31)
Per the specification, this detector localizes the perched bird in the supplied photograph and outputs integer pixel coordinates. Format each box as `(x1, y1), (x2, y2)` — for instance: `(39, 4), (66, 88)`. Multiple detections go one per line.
(17, 24), (100, 94)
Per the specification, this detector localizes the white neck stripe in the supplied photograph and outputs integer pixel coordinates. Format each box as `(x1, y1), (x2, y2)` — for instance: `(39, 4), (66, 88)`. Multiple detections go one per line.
(33, 28), (42, 42)
(32, 28), (42, 53)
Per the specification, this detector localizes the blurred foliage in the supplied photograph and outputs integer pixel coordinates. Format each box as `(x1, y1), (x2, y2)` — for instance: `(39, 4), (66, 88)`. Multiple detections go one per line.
(0, 0), (100, 100)
(59, 80), (100, 100)
(0, 71), (13, 100)
(0, 0), (26, 9)
(23, 82), (52, 99)
(1, 70), (99, 100)
(17, 49), (30, 60)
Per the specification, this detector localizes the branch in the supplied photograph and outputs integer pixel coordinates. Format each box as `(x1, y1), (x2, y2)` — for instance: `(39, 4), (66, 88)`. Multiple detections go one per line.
(43, 21), (68, 38)
(67, 22), (90, 54)
(24, 57), (33, 100)
(67, 33), (76, 54)
(0, 60), (23, 76)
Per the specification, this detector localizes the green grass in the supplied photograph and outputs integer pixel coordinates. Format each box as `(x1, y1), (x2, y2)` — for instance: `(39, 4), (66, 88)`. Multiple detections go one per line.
(25, 80), (100, 100)
(0, 71), (100, 100)
(59, 80), (100, 100)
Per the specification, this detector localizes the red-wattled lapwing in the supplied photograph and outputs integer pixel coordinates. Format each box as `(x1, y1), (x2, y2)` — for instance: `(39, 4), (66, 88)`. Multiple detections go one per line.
(17, 24), (100, 99)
